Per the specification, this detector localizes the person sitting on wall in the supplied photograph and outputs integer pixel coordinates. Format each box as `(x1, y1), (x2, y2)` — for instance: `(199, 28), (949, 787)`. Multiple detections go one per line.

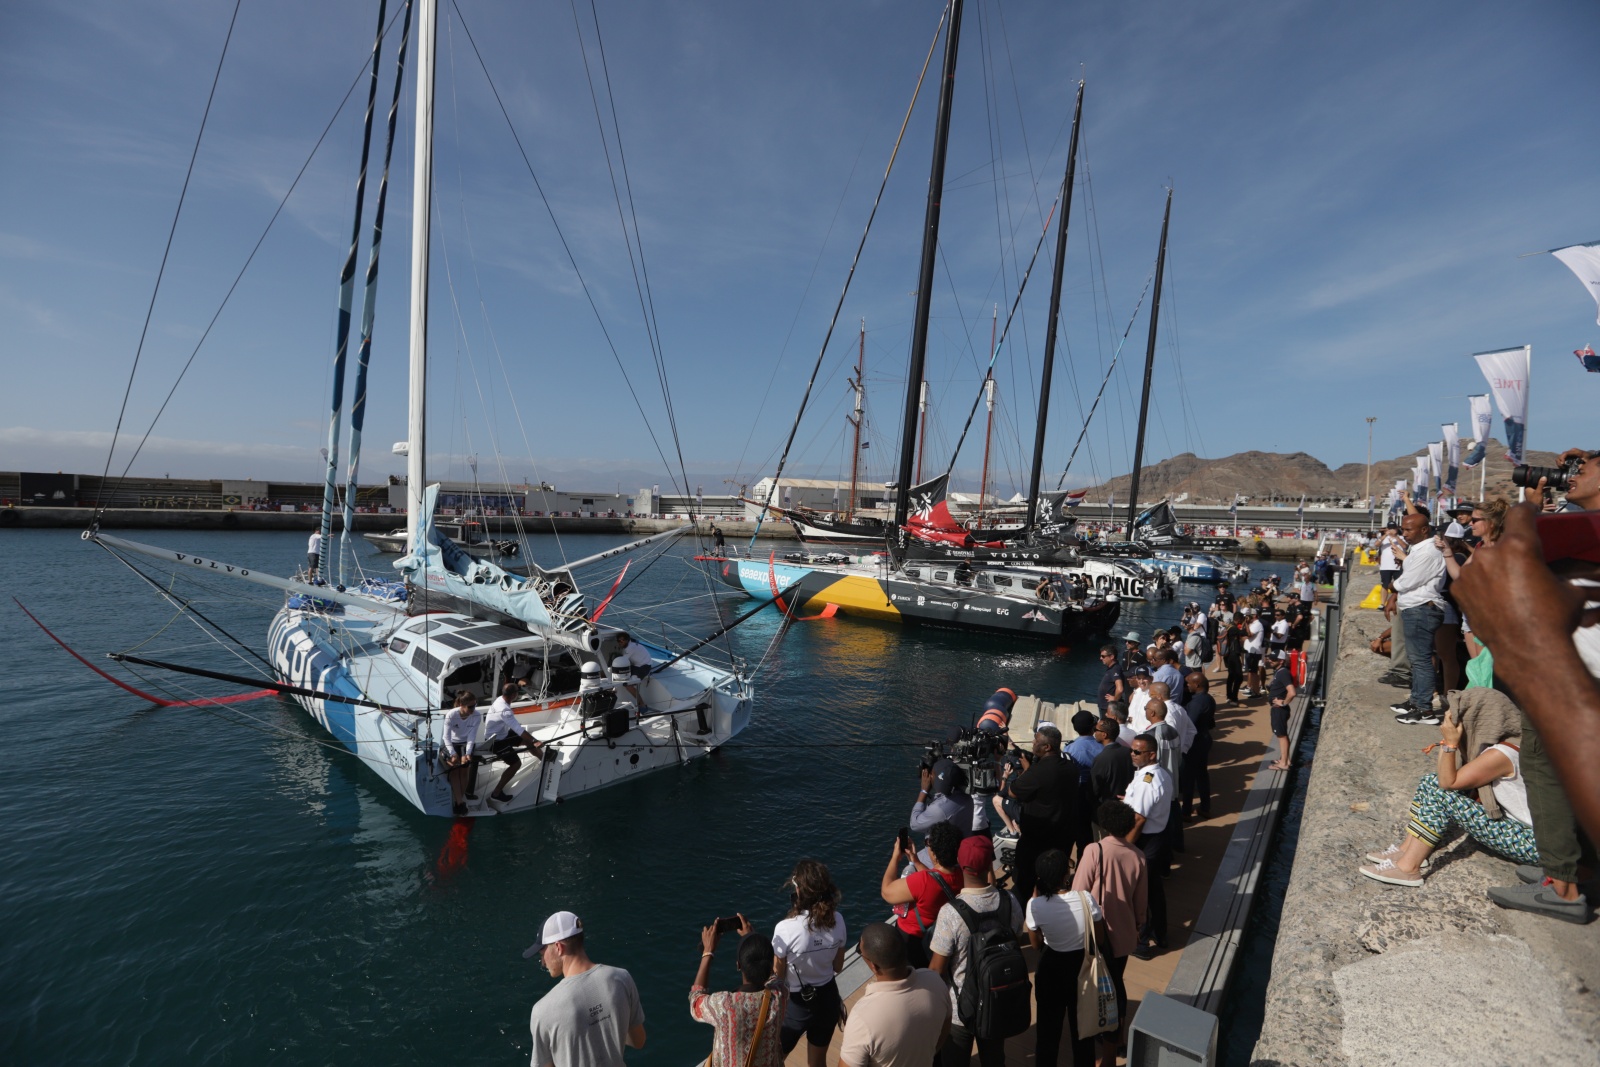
(483, 682), (546, 804)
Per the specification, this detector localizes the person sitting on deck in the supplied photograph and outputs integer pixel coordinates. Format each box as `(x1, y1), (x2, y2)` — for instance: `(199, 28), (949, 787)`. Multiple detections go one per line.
(1034, 576), (1057, 602)
(612, 632), (653, 712)
(483, 682), (546, 804)
(441, 691), (482, 817)
(1359, 711), (1538, 890)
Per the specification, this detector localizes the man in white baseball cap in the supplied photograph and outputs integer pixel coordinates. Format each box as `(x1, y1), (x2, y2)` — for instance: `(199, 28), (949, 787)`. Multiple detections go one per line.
(523, 911), (646, 1067)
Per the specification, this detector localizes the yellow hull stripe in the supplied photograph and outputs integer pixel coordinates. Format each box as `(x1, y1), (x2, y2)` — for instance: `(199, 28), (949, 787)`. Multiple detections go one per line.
(799, 574), (900, 620)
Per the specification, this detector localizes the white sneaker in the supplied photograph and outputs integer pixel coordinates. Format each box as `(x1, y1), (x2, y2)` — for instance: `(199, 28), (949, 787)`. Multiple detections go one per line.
(1364, 843), (1431, 869)
(1359, 858), (1424, 887)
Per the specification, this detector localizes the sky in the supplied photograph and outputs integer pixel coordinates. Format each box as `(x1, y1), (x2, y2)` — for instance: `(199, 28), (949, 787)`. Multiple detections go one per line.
(2, 0), (1596, 499)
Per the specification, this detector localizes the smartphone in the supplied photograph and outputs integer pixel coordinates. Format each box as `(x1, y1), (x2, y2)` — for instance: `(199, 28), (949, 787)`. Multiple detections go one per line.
(897, 826), (912, 854)
(713, 915), (742, 935)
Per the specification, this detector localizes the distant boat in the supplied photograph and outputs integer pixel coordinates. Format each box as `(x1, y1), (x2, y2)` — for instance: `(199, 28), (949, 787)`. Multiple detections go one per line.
(363, 517), (519, 558)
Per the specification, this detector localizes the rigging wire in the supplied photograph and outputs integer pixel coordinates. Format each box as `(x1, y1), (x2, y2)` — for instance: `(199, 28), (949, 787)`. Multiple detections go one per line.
(747, 2), (950, 542)
(92, 4), (412, 518)
(93, 0), (244, 520)
(447, 1), (686, 497)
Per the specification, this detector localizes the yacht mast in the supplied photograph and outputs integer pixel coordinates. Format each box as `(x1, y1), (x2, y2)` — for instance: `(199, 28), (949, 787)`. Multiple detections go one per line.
(894, 0), (963, 537)
(847, 320), (865, 520)
(1024, 80), (1083, 532)
(1125, 188), (1172, 538)
(404, 0), (437, 551)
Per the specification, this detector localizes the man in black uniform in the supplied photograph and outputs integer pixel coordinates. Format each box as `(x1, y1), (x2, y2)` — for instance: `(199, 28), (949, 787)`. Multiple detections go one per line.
(1090, 716), (1135, 811)
(1002, 724), (1076, 900)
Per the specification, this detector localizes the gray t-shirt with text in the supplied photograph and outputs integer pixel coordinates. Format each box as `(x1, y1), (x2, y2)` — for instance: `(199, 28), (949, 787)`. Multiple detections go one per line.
(529, 964), (644, 1067)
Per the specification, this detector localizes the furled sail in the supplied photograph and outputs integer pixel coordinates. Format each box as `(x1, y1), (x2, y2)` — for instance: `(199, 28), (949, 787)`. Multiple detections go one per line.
(395, 485), (591, 644)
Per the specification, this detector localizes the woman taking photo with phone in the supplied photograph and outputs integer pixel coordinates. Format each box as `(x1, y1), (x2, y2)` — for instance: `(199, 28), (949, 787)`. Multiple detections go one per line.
(691, 915), (786, 1067)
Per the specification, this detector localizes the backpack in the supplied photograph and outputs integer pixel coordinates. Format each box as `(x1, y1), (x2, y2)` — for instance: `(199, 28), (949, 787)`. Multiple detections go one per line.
(947, 891), (1032, 1040)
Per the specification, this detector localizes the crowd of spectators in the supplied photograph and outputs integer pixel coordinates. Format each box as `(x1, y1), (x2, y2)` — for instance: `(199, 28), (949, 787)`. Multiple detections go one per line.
(520, 617), (1295, 1067)
(1355, 449), (1599, 927)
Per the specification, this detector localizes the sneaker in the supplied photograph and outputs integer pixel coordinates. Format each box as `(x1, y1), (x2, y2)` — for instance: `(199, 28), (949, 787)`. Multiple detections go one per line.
(1412, 708), (1443, 725)
(452, 803), (468, 817)
(1486, 880), (1595, 924)
(1515, 865), (1544, 885)
(490, 790), (514, 803)
(1390, 701), (1414, 716)
(1239, 687), (1254, 698)
(1364, 844), (1432, 869)
(1377, 672), (1412, 688)
(1359, 859), (1425, 887)
(464, 791), (479, 801)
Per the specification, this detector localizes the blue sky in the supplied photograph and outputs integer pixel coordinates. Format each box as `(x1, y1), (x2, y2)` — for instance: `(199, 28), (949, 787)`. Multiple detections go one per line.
(2, 0), (1596, 497)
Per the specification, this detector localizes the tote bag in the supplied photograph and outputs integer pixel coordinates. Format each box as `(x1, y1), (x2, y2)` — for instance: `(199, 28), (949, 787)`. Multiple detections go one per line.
(1074, 891), (1119, 1038)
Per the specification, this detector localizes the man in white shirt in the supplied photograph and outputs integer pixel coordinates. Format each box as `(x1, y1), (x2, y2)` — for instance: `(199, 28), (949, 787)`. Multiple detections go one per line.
(1126, 669), (1154, 733)
(1243, 609), (1266, 697)
(306, 529), (322, 581)
(484, 683), (546, 804)
(1387, 512), (1448, 722)
(1123, 735), (1174, 958)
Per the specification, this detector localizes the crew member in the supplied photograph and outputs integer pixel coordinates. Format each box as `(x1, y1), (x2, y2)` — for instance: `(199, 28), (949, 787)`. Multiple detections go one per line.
(442, 692), (482, 817)
(306, 529), (322, 582)
(613, 632), (653, 712)
(484, 682), (545, 804)
(1124, 734), (1175, 959)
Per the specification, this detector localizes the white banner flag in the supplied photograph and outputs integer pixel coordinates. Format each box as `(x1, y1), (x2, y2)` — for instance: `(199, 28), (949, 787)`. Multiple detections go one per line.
(1474, 347), (1529, 422)
(1474, 345), (1530, 464)
(1552, 241), (1600, 325)
(1427, 442), (1443, 480)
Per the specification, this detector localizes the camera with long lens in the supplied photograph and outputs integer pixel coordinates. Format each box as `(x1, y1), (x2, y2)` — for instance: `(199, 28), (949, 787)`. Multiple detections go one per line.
(1511, 455), (1583, 492)
(920, 727), (1013, 795)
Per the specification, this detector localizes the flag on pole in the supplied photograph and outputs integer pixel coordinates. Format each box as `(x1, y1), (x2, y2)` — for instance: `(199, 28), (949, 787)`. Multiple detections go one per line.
(1551, 241), (1600, 324)
(1442, 424), (1460, 491)
(1473, 346), (1530, 465)
(1063, 488), (1087, 507)
(1427, 442), (1443, 482)
(1575, 345), (1600, 373)
(1462, 394), (1493, 467)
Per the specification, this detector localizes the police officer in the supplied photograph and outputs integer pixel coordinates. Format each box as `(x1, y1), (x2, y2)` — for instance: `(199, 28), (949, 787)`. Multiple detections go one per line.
(1123, 734), (1175, 959)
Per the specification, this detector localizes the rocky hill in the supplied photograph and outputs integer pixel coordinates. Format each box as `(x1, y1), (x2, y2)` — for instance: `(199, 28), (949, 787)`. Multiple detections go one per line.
(1079, 440), (1564, 505)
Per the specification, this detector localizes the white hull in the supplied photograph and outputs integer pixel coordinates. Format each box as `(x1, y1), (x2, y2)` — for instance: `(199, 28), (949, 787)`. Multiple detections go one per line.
(268, 602), (751, 818)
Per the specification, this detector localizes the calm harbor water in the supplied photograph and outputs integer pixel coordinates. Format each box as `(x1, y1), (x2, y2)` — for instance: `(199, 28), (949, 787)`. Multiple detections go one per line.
(0, 527), (1292, 1065)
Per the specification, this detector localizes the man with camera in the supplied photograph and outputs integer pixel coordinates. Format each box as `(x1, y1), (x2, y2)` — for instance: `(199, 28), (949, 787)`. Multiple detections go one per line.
(1000, 725), (1076, 901)
(1529, 448), (1600, 512)
(912, 757), (978, 838)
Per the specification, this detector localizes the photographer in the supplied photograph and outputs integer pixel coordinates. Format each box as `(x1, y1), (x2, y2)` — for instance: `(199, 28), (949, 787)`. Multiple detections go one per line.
(1535, 448), (1600, 512)
(1002, 725), (1076, 901)
(690, 917), (786, 1067)
(881, 822), (963, 967)
(912, 757), (977, 837)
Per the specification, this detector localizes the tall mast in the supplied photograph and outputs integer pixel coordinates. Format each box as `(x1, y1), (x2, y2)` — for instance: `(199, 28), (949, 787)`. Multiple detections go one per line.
(977, 302), (996, 523)
(404, 0), (437, 551)
(1024, 80), (1083, 531)
(1125, 187), (1172, 538)
(915, 380), (929, 484)
(847, 320), (865, 520)
(893, 0), (964, 534)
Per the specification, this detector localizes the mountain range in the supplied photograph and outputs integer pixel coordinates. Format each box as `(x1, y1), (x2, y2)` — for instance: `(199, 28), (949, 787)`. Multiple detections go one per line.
(1077, 440), (1564, 505)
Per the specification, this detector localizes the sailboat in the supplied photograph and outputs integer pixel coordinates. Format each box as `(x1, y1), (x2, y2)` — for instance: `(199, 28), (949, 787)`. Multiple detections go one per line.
(705, 0), (1122, 642)
(85, 0), (751, 818)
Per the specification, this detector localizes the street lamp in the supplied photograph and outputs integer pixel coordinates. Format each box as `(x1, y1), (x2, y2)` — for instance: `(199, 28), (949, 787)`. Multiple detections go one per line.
(1365, 416), (1377, 527)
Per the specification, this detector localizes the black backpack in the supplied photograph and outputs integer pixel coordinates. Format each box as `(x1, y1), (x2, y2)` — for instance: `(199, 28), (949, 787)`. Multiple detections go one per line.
(947, 891), (1032, 1040)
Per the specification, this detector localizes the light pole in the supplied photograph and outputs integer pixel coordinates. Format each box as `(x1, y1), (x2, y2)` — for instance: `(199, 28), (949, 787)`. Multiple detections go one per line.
(1365, 416), (1376, 527)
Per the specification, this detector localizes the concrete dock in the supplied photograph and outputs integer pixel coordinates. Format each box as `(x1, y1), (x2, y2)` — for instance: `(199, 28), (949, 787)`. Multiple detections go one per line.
(1251, 565), (1600, 1065)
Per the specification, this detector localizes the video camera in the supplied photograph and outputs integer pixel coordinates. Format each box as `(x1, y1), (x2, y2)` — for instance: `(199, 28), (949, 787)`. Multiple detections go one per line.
(919, 727), (1020, 794)
(1512, 454), (1585, 493)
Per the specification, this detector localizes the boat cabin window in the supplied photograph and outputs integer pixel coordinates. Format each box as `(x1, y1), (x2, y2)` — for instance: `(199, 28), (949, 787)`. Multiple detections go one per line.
(904, 569), (920, 580)
(992, 575), (1012, 587)
(388, 637), (411, 654)
(441, 656), (489, 703)
(934, 571), (950, 582)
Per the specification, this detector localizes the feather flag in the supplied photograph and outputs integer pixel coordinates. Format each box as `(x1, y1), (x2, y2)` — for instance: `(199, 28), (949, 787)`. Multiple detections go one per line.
(1462, 394), (1493, 467)
(1551, 241), (1600, 325)
(1473, 346), (1530, 465)
(1441, 428), (1460, 492)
